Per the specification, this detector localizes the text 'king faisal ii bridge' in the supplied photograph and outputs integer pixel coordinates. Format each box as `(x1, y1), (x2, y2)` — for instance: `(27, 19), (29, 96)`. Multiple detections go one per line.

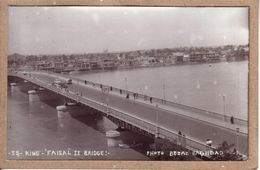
(8, 71), (248, 157)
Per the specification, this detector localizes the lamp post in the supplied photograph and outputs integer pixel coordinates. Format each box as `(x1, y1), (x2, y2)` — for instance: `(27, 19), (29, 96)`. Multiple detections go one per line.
(222, 94), (227, 121)
(124, 77), (128, 90)
(163, 80), (166, 102)
(77, 80), (79, 94)
(76, 80), (80, 102)
(98, 74), (102, 89)
(236, 127), (240, 153)
(155, 104), (159, 138)
(105, 92), (110, 116)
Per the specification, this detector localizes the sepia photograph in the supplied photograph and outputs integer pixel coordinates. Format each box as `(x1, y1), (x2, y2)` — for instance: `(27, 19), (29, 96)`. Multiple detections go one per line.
(7, 6), (249, 162)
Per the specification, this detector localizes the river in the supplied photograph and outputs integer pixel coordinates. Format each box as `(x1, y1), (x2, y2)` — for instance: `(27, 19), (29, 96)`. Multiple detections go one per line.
(73, 61), (248, 120)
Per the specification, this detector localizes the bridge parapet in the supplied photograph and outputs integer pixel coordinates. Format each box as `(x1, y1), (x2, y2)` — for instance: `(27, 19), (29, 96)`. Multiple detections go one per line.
(8, 72), (247, 156)
(47, 72), (247, 127)
(12, 71), (247, 126)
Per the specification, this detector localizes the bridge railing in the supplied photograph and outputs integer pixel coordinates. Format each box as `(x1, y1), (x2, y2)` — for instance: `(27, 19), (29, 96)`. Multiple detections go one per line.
(110, 105), (215, 152)
(68, 76), (247, 127)
(11, 72), (247, 135)
(10, 72), (242, 156)
(9, 71), (248, 127)
(78, 90), (216, 154)
(70, 85), (216, 153)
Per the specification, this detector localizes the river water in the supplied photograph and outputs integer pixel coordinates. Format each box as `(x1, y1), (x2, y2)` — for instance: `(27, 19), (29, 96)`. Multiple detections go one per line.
(73, 61), (248, 120)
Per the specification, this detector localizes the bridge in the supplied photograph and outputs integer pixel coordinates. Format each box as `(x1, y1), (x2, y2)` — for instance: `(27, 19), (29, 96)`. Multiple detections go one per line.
(8, 71), (248, 157)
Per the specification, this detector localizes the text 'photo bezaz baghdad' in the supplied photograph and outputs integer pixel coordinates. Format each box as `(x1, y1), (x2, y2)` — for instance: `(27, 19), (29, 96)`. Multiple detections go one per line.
(7, 6), (248, 161)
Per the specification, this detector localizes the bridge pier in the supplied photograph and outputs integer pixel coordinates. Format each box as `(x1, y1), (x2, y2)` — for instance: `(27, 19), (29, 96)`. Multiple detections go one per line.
(28, 87), (63, 103)
(56, 103), (88, 118)
(10, 82), (18, 93)
(9, 76), (31, 93)
(56, 105), (70, 118)
(106, 130), (121, 147)
(28, 90), (40, 102)
(56, 105), (70, 129)
(28, 87), (47, 102)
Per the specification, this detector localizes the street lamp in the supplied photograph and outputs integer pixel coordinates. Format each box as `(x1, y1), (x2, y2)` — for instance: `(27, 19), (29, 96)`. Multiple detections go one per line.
(155, 104), (159, 138)
(139, 87), (143, 95)
(222, 94), (227, 121)
(98, 74), (102, 88)
(105, 94), (110, 116)
(236, 127), (240, 153)
(77, 80), (80, 94)
(163, 80), (166, 102)
(124, 77), (128, 90)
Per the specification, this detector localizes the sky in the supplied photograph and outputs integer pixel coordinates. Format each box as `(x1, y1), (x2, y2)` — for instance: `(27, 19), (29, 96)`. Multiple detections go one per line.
(9, 7), (248, 55)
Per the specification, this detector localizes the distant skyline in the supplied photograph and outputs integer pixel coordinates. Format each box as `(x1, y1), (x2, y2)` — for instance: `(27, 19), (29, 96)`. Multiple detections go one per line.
(9, 7), (248, 55)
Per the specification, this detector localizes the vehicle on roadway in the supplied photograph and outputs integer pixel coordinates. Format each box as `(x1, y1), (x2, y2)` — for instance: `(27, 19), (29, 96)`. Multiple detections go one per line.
(65, 78), (72, 84)
(53, 79), (62, 85)
(53, 78), (70, 88)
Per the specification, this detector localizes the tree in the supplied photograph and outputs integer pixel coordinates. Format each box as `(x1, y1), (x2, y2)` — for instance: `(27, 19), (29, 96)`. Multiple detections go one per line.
(210, 141), (244, 161)
(149, 138), (196, 160)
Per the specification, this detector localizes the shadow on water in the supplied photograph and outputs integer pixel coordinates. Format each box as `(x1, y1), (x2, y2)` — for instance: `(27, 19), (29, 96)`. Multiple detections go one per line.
(72, 109), (105, 132)
(71, 106), (153, 157)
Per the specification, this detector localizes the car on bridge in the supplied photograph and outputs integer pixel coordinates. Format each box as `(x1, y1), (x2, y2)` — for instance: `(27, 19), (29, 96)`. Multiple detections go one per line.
(52, 78), (70, 89)
(22, 71), (27, 75)
(65, 78), (72, 84)
(53, 79), (62, 85)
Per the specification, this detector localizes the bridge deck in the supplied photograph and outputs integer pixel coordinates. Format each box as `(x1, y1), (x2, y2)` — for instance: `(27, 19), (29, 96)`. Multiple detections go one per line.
(9, 71), (248, 156)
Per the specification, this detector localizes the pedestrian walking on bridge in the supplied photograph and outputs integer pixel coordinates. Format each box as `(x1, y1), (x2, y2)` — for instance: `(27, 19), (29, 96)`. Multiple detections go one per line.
(230, 116), (234, 124)
(178, 131), (182, 145)
(206, 139), (212, 147)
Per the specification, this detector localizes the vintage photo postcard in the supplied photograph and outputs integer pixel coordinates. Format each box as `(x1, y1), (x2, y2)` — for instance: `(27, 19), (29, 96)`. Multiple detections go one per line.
(0, 0), (258, 169)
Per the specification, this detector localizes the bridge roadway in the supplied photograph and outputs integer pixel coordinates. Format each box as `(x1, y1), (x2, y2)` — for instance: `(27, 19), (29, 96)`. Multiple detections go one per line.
(9, 71), (248, 156)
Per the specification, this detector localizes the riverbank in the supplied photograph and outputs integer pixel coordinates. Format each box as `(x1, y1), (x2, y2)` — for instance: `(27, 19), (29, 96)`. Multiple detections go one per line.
(68, 60), (244, 75)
